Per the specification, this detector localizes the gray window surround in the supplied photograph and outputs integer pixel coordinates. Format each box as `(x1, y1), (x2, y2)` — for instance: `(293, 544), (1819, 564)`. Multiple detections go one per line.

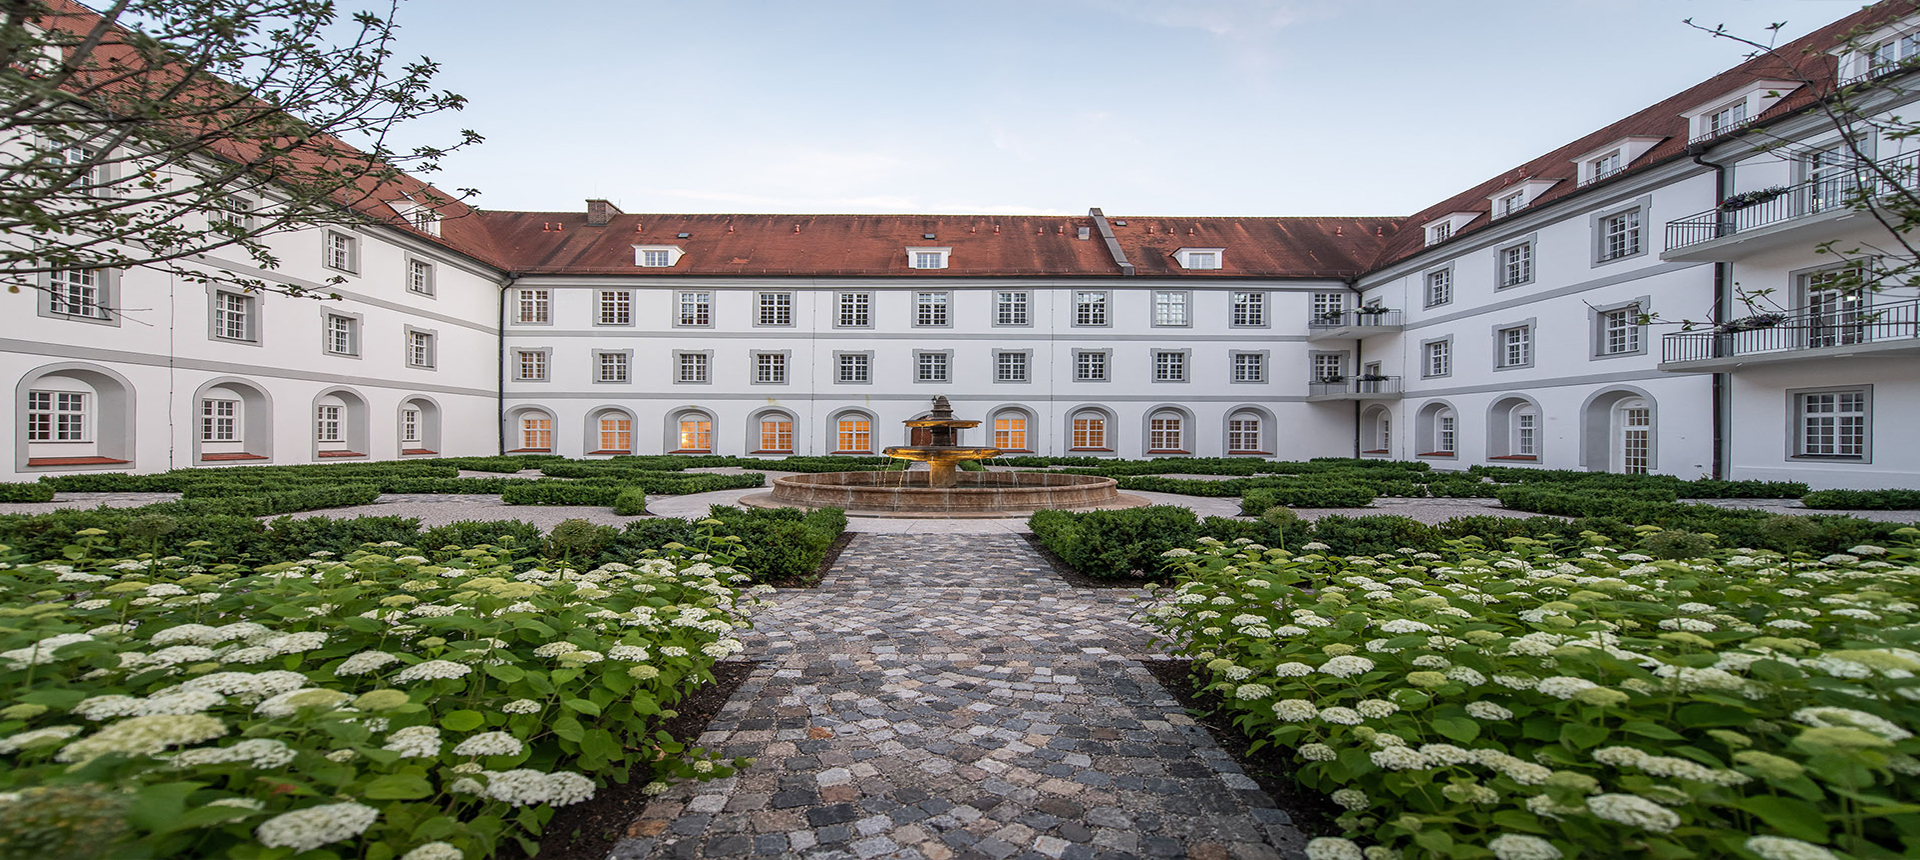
(913, 291), (953, 328)
(829, 408), (879, 453)
(397, 395), (441, 454)
(751, 350), (792, 385)
(834, 350), (874, 385)
(1491, 317), (1538, 371)
(754, 291), (795, 327)
(674, 350), (714, 385)
(993, 290), (1033, 327)
(16, 362), (136, 471)
(321, 310), (363, 359)
(1228, 290), (1270, 329)
(1142, 407), (1193, 455)
(1419, 335), (1453, 379)
(1230, 349), (1270, 384)
(1589, 194), (1653, 268)
(988, 407), (1037, 452)
(1310, 292), (1347, 319)
(1223, 407), (1273, 454)
(835, 291), (874, 329)
(1415, 400), (1459, 459)
(322, 229), (359, 275)
(1151, 348), (1192, 383)
(207, 286), (262, 346)
(37, 268), (121, 326)
(1072, 348), (1111, 382)
(748, 408), (798, 453)
(1422, 264), (1454, 309)
(1787, 384), (1873, 463)
(670, 290), (709, 328)
(1151, 290), (1192, 328)
(913, 349), (953, 384)
(992, 349), (1033, 384)
(592, 349), (634, 384)
(515, 288), (553, 326)
(404, 325), (437, 370)
(1494, 233), (1538, 290)
(1486, 395), (1544, 461)
(403, 254), (437, 298)
(1072, 290), (1111, 327)
(513, 347), (551, 382)
(191, 377), (273, 462)
(1588, 296), (1652, 360)
(1065, 407), (1117, 453)
(667, 408), (716, 453)
(586, 406), (637, 454)
(1308, 349), (1349, 381)
(597, 289), (637, 327)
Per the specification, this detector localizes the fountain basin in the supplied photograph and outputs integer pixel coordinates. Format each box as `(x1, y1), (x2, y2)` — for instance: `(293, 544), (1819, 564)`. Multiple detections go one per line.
(746, 470), (1140, 516)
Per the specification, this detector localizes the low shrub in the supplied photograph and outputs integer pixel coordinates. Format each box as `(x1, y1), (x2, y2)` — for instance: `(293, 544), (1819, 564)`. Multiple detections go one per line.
(1424, 475), (1500, 498)
(1681, 479), (1810, 499)
(1028, 505), (1201, 579)
(702, 505), (849, 582)
(1801, 488), (1920, 510)
(613, 487), (649, 516)
(1241, 484), (1377, 512)
(500, 481), (622, 507)
(0, 482), (54, 502)
(417, 520), (545, 555)
(547, 517), (620, 563)
(1299, 514), (1441, 555)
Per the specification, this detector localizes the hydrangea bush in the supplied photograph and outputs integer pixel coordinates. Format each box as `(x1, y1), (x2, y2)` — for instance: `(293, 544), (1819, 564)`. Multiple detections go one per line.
(1147, 528), (1920, 860)
(0, 520), (764, 859)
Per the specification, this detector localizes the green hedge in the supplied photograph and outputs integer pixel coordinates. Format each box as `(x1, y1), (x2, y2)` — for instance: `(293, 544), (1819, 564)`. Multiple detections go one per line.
(500, 481), (623, 507)
(614, 488), (649, 516)
(1802, 488), (1920, 510)
(1240, 484), (1377, 512)
(1681, 479), (1811, 499)
(1030, 505), (1203, 579)
(0, 482), (55, 502)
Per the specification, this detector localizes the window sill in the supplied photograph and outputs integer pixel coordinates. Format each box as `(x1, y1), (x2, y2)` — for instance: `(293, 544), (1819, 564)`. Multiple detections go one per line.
(998, 449), (1034, 454)
(670, 449), (712, 455)
(27, 456), (129, 467)
(831, 451), (874, 456)
(1361, 449), (1390, 455)
(1069, 448), (1114, 453)
(750, 450), (794, 456)
(1488, 455), (1538, 461)
(1228, 450), (1272, 456)
(506, 448), (551, 454)
(1146, 449), (1191, 455)
(201, 453), (268, 462)
(1789, 454), (1868, 461)
(316, 450), (366, 459)
(401, 449), (437, 456)
(1417, 452), (1457, 458)
(588, 450), (631, 456)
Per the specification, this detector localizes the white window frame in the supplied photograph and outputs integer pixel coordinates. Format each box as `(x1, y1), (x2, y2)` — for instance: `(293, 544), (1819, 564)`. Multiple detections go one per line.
(324, 312), (359, 357)
(1421, 336), (1452, 379)
(994, 350), (1031, 383)
(914, 350), (951, 383)
(1424, 266), (1453, 308)
(836, 351), (872, 384)
(1791, 386), (1871, 461)
(994, 291), (1030, 326)
(1152, 290), (1190, 327)
(1175, 248), (1224, 270)
(906, 246), (952, 270)
(754, 351), (789, 385)
(44, 268), (117, 324)
(1152, 349), (1188, 383)
(1591, 196), (1651, 266)
(323, 230), (358, 274)
(1230, 291), (1266, 327)
(27, 390), (88, 442)
(1494, 321), (1535, 370)
(1231, 351), (1266, 383)
(836, 292), (872, 328)
(756, 292), (794, 327)
(515, 348), (550, 382)
(406, 257), (435, 297)
(201, 398), (239, 442)
(1074, 290), (1109, 327)
(595, 350), (631, 384)
(315, 404), (343, 443)
(1497, 239), (1534, 289)
(599, 290), (636, 326)
(516, 289), (551, 325)
(1073, 349), (1109, 382)
(676, 351), (713, 384)
(914, 291), (951, 327)
(406, 327), (436, 369)
(211, 290), (256, 343)
(1591, 298), (1649, 359)
(673, 291), (709, 327)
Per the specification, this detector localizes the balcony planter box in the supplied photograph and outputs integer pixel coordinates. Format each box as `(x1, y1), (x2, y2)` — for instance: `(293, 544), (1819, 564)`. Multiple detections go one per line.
(1355, 307), (1391, 317)
(1356, 374), (1392, 382)
(1715, 313), (1788, 334)
(1318, 375), (1347, 384)
(1314, 312), (1344, 324)
(1718, 186), (1787, 210)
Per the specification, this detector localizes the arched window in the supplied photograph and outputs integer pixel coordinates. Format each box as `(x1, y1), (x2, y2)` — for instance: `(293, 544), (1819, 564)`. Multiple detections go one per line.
(312, 388), (369, 459)
(516, 410), (554, 452)
(1613, 398), (1651, 474)
(1361, 406), (1391, 455)
(1226, 410), (1264, 454)
(834, 412), (873, 453)
(1069, 409), (1109, 451)
(1148, 410), (1186, 454)
(756, 412), (794, 454)
(1487, 397), (1542, 461)
(1581, 389), (1657, 475)
(672, 410), (713, 453)
(589, 408), (634, 455)
(1415, 402), (1457, 458)
(991, 408), (1032, 452)
(17, 363), (136, 470)
(398, 396), (441, 455)
(193, 378), (273, 463)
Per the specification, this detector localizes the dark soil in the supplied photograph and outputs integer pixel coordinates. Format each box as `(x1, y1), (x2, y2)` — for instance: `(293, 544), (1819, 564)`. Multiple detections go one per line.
(1143, 658), (1339, 838)
(519, 660), (760, 860)
(1021, 532), (1154, 589)
(760, 530), (856, 588)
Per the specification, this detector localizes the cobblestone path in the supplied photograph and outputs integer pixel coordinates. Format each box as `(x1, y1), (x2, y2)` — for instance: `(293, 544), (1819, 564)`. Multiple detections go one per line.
(610, 534), (1305, 860)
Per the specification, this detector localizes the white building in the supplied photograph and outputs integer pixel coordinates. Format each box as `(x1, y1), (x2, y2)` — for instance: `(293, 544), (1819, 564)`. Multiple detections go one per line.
(5, 2), (1918, 489)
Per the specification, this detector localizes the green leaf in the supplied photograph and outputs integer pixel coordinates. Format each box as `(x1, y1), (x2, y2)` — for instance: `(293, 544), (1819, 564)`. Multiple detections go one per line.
(563, 698), (602, 716)
(553, 714), (585, 743)
(126, 782), (204, 832)
(363, 774), (435, 800)
(1431, 717), (1480, 743)
(1677, 703), (1751, 726)
(1621, 721), (1685, 741)
(1491, 810), (1546, 833)
(441, 710), (486, 731)
(485, 664), (526, 682)
(1741, 796), (1828, 842)
(1559, 722), (1608, 749)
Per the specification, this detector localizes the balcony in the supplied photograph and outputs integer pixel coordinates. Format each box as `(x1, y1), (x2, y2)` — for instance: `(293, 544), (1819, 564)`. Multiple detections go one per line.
(1307, 308), (1403, 341)
(1658, 297), (1920, 372)
(1306, 376), (1403, 401)
(1661, 152), (1920, 262)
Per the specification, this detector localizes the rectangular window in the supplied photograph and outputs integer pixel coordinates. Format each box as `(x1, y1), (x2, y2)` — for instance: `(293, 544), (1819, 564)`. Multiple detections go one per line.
(407, 331), (434, 368)
(1230, 291), (1265, 326)
(915, 292), (949, 326)
(1184, 251), (1219, 269)
(759, 419), (793, 453)
(520, 417), (552, 451)
(325, 314), (356, 355)
(912, 251), (944, 269)
(201, 398), (238, 442)
(1516, 413), (1537, 457)
(1075, 350), (1107, 382)
(1500, 191), (1526, 215)
(1707, 101), (1747, 135)
(402, 409), (421, 444)
(916, 351), (948, 383)
(407, 259), (434, 296)
(1313, 353), (1345, 381)
(50, 269), (102, 318)
(838, 418), (872, 452)
(516, 350), (547, 381)
(1311, 292), (1346, 320)
(1797, 390), (1869, 459)
(1499, 325), (1532, 368)
(1425, 269), (1452, 307)
(1590, 151), (1622, 181)
(1426, 222), (1451, 246)
(55, 143), (103, 195)
(756, 352), (787, 384)
(1154, 351), (1186, 382)
(678, 418), (712, 452)
(1601, 305), (1641, 355)
(1423, 340), (1451, 378)
(599, 290), (635, 325)
(838, 292), (871, 327)
(1074, 291), (1108, 326)
(995, 351), (1028, 382)
(1072, 417), (1106, 450)
(1804, 269), (1867, 348)
(1228, 419), (1261, 453)
(1601, 210), (1641, 261)
(678, 353), (710, 383)
(598, 352), (629, 383)
(994, 418), (1028, 451)
(838, 353), (870, 383)
(325, 232), (357, 272)
(996, 291), (1029, 325)
(1149, 417), (1183, 452)
(1153, 291), (1188, 326)
(641, 249), (672, 268)
(599, 418), (632, 453)
(315, 405), (342, 443)
(674, 291), (708, 326)
(758, 292), (793, 326)
(517, 289), (550, 324)
(26, 391), (86, 442)
(1233, 352), (1265, 382)
(1500, 243), (1533, 287)
(213, 291), (252, 341)
(1437, 415), (1457, 454)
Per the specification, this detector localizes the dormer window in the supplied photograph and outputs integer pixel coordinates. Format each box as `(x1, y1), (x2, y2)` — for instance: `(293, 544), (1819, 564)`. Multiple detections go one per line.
(1706, 101), (1746, 136)
(1682, 82), (1798, 143)
(1427, 223), (1450, 245)
(1423, 213), (1477, 246)
(633, 245), (685, 268)
(1486, 179), (1557, 220)
(1871, 31), (1920, 75)
(1575, 137), (1662, 186)
(388, 198), (441, 237)
(1174, 248), (1224, 270)
(1498, 192), (1525, 216)
(1590, 151), (1621, 180)
(907, 246), (951, 269)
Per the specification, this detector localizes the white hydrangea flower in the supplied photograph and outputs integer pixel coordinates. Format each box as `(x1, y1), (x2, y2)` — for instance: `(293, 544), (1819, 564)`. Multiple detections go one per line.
(1274, 662), (1314, 677)
(1320, 707), (1363, 726)
(401, 842), (466, 860)
(383, 726), (443, 759)
(1586, 793), (1680, 832)
(0, 725), (83, 753)
(1534, 677), (1598, 700)
(1298, 743), (1336, 761)
(501, 699), (542, 715)
(208, 797), (265, 811)
(171, 738), (297, 770)
(452, 731), (525, 758)
(254, 802), (380, 852)
(394, 660), (472, 683)
(1305, 837), (1363, 860)
(57, 714), (228, 763)
(1319, 655), (1375, 678)
(1272, 700), (1317, 722)
(1743, 836), (1837, 860)
(255, 688), (351, 719)
(336, 651), (402, 676)
(2, 633), (95, 669)
(1488, 834), (1563, 860)
(1792, 707), (1911, 742)
(1369, 746), (1431, 770)
(1355, 699), (1398, 719)
(1465, 701), (1513, 721)
(1330, 788), (1368, 810)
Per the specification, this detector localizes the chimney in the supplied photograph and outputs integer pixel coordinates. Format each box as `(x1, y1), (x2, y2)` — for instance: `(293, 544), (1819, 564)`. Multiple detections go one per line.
(586, 199), (622, 227)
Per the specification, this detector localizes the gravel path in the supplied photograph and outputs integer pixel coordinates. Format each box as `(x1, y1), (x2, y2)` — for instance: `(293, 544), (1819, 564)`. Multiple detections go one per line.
(614, 534), (1304, 860)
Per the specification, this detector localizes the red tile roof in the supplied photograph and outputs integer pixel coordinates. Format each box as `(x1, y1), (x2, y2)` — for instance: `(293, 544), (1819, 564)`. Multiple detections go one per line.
(1106, 217), (1399, 278)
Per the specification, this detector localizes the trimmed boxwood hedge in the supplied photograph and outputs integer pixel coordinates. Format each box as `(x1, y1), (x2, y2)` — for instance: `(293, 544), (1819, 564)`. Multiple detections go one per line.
(1801, 488), (1920, 510)
(1240, 484), (1377, 512)
(0, 482), (55, 502)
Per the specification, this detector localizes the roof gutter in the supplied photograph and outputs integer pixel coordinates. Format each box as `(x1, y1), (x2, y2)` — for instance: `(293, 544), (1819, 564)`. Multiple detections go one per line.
(1088, 208), (1134, 276)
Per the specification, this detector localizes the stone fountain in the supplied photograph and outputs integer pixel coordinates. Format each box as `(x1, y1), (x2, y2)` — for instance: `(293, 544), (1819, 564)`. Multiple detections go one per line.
(743, 396), (1144, 516)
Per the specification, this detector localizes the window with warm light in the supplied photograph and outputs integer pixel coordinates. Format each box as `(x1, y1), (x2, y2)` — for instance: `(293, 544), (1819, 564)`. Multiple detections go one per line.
(837, 417), (872, 452)
(599, 417), (632, 453)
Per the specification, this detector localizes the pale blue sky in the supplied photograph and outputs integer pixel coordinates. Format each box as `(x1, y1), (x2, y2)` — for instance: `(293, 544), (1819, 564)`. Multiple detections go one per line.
(387, 0), (1858, 217)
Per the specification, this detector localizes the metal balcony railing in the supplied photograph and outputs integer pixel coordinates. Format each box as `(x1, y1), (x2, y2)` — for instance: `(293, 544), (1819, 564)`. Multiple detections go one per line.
(1664, 152), (1920, 253)
(1660, 297), (1920, 363)
(1307, 376), (1402, 397)
(1307, 308), (1404, 330)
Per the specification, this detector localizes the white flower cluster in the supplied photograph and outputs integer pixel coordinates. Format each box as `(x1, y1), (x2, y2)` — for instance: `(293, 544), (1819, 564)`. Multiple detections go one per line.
(475, 768), (596, 807)
(452, 731), (525, 757)
(254, 802), (381, 852)
(383, 726), (444, 758)
(170, 738), (297, 769)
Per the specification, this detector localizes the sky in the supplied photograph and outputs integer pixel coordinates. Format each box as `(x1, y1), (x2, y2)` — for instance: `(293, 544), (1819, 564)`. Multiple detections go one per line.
(379, 0), (1862, 218)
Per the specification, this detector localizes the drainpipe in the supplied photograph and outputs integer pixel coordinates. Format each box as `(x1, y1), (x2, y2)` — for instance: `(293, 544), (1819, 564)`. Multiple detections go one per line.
(498, 273), (518, 455)
(1691, 148), (1730, 480)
